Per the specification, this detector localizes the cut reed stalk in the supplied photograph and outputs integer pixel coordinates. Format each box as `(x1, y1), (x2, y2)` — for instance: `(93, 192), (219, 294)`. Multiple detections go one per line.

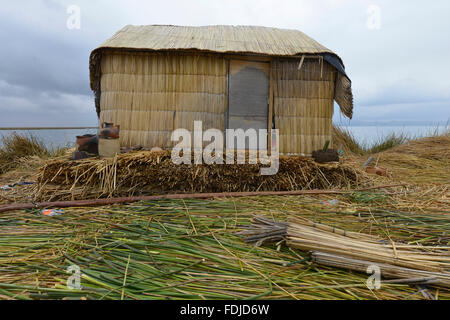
(311, 252), (450, 288)
(239, 215), (450, 287)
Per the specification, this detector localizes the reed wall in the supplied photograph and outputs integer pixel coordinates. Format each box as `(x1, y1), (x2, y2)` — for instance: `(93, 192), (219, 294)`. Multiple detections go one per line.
(100, 52), (227, 148)
(99, 52), (337, 155)
(272, 59), (336, 155)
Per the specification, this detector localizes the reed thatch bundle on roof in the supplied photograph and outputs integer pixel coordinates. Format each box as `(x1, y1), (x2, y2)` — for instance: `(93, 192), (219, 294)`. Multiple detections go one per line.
(89, 25), (353, 155)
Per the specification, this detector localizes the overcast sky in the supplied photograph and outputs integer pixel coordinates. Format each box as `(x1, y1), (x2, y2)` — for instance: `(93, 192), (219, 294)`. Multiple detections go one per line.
(0, 0), (449, 127)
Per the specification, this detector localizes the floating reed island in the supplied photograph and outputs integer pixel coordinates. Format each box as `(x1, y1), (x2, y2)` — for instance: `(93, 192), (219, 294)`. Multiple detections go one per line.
(0, 193), (448, 300)
(34, 150), (370, 201)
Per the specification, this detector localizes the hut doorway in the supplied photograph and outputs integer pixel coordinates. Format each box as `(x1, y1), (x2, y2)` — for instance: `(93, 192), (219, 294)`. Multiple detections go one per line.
(227, 60), (270, 150)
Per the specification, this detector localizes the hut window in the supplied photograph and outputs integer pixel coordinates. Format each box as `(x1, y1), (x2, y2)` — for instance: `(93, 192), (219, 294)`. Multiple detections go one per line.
(227, 60), (269, 149)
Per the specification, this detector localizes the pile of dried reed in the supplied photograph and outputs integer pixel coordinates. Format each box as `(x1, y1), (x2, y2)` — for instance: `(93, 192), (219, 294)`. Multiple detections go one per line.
(361, 135), (450, 184)
(239, 215), (450, 289)
(34, 151), (369, 201)
(385, 134), (450, 161)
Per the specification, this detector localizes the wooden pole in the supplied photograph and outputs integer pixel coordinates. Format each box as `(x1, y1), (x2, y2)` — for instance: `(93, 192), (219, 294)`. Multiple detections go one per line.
(0, 184), (406, 213)
(268, 59), (274, 154)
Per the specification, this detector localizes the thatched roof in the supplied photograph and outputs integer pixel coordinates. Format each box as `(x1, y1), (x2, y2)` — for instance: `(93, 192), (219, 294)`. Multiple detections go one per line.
(92, 25), (335, 57)
(90, 25), (353, 118)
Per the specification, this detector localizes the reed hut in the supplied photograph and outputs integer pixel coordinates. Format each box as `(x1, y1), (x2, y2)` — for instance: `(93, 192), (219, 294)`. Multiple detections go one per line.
(89, 25), (353, 155)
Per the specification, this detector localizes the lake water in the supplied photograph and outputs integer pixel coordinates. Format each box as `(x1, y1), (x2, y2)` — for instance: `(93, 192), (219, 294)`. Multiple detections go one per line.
(0, 125), (448, 149)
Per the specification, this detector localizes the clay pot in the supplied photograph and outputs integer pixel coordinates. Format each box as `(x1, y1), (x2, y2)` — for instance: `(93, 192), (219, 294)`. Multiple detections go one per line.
(101, 122), (114, 128)
(76, 134), (95, 146)
(76, 134), (99, 154)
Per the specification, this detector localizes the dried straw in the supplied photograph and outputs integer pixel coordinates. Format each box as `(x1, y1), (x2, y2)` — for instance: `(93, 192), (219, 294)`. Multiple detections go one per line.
(34, 151), (369, 201)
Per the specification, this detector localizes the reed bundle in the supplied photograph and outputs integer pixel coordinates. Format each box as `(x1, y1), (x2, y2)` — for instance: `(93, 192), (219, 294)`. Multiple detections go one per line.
(34, 151), (369, 201)
(311, 252), (450, 288)
(239, 215), (450, 288)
